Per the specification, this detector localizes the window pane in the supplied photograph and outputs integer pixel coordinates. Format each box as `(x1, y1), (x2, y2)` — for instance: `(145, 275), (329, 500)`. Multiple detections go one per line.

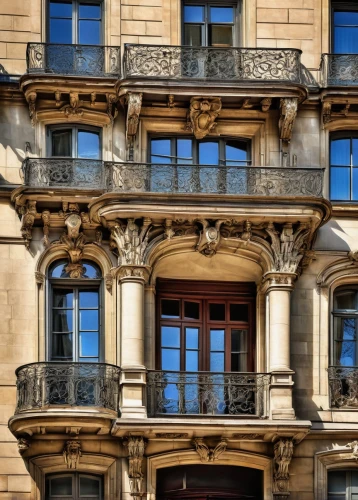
(210, 352), (224, 371)
(50, 1), (72, 17)
(177, 139), (193, 164)
(79, 4), (101, 19)
(199, 141), (219, 165)
(80, 476), (100, 496)
(335, 11), (358, 25)
(82, 263), (101, 278)
(184, 5), (204, 22)
(53, 310), (73, 332)
(231, 353), (247, 371)
(78, 130), (100, 159)
(230, 304), (249, 322)
(162, 299), (180, 318)
(52, 129), (72, 156)
(210, 7), (234, 23)
(331, 138), (350, 165)
(184, 301), (200, 320)
(186, 350), (198, 371)
(50, 18), (72, 44)
(79, 310), (98, 330)
(210, 329), (225, 350)
(335, 317), (356, 341)
(162, 326), (180, 348)
(79, 20), (101, 45)
(330, 166), (350, 200)
(80, 331), (99, 357)
(53, 290), (73, 308)
(151, 139), (171, 163)
(79, 291), (99, 308)
(353, 168), (358, 200)
(225, 141), (249, 165)
(162, 348), (180, 370)
(209, 303), (225, 321)
(334, 317), (356, 365)
(335, 290), (356, 310)
(210, 25), (233, 46)
(328, 470), (346, 493)
(50, 476), (73, 496)
(186, 327), (199, 349)
(184, 24), (202, 46)
(52, 333), (73, 359)
(231, 329), (248, 352)
(334, 26), (358, 53)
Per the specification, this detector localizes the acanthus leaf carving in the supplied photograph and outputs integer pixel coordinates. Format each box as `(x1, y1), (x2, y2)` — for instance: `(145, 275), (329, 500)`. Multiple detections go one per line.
(193, 437), (227, 463)
(63, 440), (82, 469)
(279, 97), (298, 144)
(266, 222), (310, 274)
(109, 218), (151, 266)
(124, 436), (147, 497)
(20, 200), (37, 250)
(273, 438), (294, 497)
(186, 96), (222, 140)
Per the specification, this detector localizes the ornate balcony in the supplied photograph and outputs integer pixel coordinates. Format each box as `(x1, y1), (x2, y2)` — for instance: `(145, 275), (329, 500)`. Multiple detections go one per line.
(328, 366), (358, 408)
(22, 158), (324, 198)
(26, 43), (121, 77)
(320, 54), (358, 86)
(123, 44), (304, 83)
(15, 362), (121, 414)
(146, 371), (270, 418)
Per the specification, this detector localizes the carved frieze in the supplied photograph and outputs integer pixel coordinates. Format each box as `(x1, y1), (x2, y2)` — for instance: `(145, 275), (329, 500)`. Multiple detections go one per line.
(279, 97), (298, 144)
(109, 218), (151, 266)
(186, 97), (222, 139)
(63, 440), (82, 469)
(20, 201), (37, 249)
(273, 438), (294, 498)
(193, 437), (227, 463)
(124, 436), (147, 497)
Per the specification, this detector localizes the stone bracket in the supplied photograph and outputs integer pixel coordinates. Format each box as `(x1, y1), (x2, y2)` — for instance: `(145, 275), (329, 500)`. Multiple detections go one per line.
(126, 92), (143, 160)
(279, 97), (298, 147)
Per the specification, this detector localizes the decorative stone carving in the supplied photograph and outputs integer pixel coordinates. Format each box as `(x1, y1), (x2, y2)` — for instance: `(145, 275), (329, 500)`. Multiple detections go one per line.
(348, 250), (358, 262)
(193, 437), (227, 463)
(279, 97), (298, 144)
(17, 438), (30, 453)
(186, 97), (222, 139)
(35, 271), (45, 287)
(61, 92), (83, 118)
(105, 273), (113, 292)
(164, 219), (175, 240)
(155, 433), (189, 439)
(95, 228), (103, 245)
(63, 440), (82, 469)
(347, 441), (358, 459)
(27, 92), (37, 126)
(55, 90), (61, 107)
(196, 219), (226, 257)
(20, 201), (37, 249)
(124, 436), (146, 497)
(322, 101), (332, 124)
(109, 218), (151, 266)
(232, 433), (263, 440)
(42, 210), (51, 247)
(266, 222), (310, 273)
(261, 97), (272, 112)
(126, 92), (143, 138)
(116, 265), (151, 284)
(60, 232), (87, 278)
(64, 213), (82, 239)
(107, 93), (118, 122)
(273, 438), (294, 498)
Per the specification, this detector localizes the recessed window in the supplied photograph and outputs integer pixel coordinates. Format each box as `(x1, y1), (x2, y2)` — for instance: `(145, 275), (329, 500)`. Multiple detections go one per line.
(328, 469), (358, 499)
(183, 2), (237, 47)
(330, 133), (358, 201)
(48, 126), (101, 159)
(46, 473), (102, 500)
(332, 287), (358, 366)
(48, 260), (102, 362)
(332, 2), (358, 53)
(49, 0), (102, 44)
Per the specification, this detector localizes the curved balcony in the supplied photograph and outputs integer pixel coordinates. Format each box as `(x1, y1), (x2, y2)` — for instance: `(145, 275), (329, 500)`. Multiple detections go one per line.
(123, 44), (304, 84)
(321, 54), (358, 87)
(328, 365), (358, 408)
(22, 158), (324, 198)
(26, 43), (121, 77)
(146, 370), (270, 418)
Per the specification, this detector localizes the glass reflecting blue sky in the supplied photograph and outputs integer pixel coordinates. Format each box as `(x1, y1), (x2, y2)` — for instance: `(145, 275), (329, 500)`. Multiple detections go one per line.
(80, 331), (99, 356)
(184, 6), (204, 23)
(78, 131), (100, 159)
(210, 7), (234, 23)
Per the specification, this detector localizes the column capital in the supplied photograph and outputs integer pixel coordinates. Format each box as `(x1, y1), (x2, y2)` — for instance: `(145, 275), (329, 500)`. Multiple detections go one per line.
(114, 265), (151, 284)
(260, 272), (298, 293)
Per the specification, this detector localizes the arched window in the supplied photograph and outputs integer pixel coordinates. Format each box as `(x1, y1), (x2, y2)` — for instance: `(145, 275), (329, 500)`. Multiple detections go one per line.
(330, 133), (358, 202)
(46, 473), (102, 500)
(48, 260), (102, 362)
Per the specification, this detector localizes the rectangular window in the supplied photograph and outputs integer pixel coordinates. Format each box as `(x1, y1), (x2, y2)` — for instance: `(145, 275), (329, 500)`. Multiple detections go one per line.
(330, 134), (358, 201)
(49, 126), (101, 159)
(183, 2), (238, 47)
(332, 2), (358, 53)
(328, 470), (358, 499)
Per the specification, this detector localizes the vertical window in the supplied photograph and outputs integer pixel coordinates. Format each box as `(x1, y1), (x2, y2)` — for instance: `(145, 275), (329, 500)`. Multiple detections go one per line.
(183, 2), (237, 47)
(332, 2), (358, 54)
(332, 288), (358, 367)
(49, 0), (102, 44)
(46, 473), (102, 499)
(49, 261), (102, 362)
(328, 470), (358, 499)
(330, 134), (358, 201)
(49, 126), (101, 159)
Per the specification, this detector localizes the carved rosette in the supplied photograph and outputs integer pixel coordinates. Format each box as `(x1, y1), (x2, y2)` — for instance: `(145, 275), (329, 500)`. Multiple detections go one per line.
(273, 439), (294, 498)
(63, 440), (82, 469)
(124, 436), (147, 497)
(186, 96), (222, 139)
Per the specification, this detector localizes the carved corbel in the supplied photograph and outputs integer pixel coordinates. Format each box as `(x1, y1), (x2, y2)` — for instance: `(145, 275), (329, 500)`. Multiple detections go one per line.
(261, 97), (272, 112)
(20, 200), (37, 249)
(35, 271), (45, 287)
(266, 222), (310, 274)
(27, 92), (37, 126)
(124, 436), (147, 497)
(107, 93), (118, 122)
(164, 219), (175, 240)
(196, 219), (226, 257)
(273, 438), (294, 499)
(61, 92), (83, 118)
(105, 273), (113, 292)
(17, 437), (30, 454)
(63, 440), (82, 469)
(126, 92), (142, 160)
(193, 437), (227, 463)
(186, 97), (222, 139)
(241, 98), (255, 109)
(41, 210), (51, 247)
(109, 218), (151, 266)
(57, 207), (87, 278)
(90, 92), (96, 106)
(322, 101), (332, 125)
(347, 441), (358, 460)
(279, 97), (298, 145)
(55, 90), (61, 107)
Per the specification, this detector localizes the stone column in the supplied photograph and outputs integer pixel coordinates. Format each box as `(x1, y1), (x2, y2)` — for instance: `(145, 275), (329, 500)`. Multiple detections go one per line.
(116, 265), (151, 419)
(262, 272), (297, 420)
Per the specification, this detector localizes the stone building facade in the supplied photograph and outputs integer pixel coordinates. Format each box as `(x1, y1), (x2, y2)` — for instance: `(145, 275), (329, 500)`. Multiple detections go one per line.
(0, 0), (358, 499)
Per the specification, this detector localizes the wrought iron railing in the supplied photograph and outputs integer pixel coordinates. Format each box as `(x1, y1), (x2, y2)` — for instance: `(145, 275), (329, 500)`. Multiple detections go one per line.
(146, 370), (270, 417)
(15, 362), (121, 413)
(26, 43), (121, 77)
(320, 54), (358, 86)
(328, 366), (358, 408)
(123, 44), (303, 82)
(22, 158), (324, 197)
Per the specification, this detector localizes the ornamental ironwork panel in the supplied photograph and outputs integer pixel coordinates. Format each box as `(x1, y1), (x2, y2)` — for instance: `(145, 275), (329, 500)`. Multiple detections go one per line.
(105, 163), (324, 197)
(22, 158), (105, 189)
(123, 44), (302, 82)
(26, 43), (121, 77)
(328, 366), (358, 408)
(321, 54), (358, 86)
(146, 370), (270, 417)
(15, 362), (121, 413)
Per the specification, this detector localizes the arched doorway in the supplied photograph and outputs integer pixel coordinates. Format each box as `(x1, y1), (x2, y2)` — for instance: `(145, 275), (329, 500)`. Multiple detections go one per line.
(157, 465), (263, 500)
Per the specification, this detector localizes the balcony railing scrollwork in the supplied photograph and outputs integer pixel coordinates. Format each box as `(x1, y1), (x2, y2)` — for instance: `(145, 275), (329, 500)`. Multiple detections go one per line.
(124, 44), (303, 83)
(321, 54), (358, 87)
(146, 370), (271, 417)
(27, 43), (121, 77)
(15, 362), (121, 414)
(328, 366), (358, 408)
